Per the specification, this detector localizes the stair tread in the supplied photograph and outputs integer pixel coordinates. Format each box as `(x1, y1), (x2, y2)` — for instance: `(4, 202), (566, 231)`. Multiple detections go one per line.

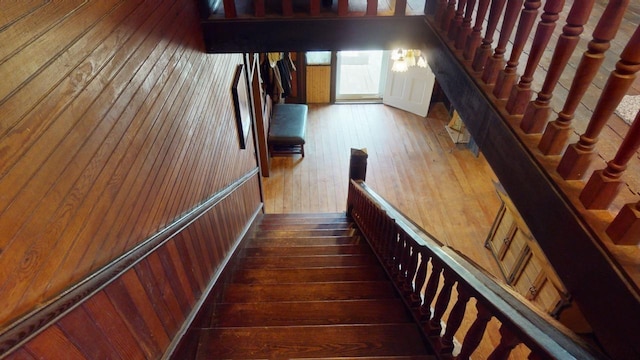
(259, 222), (353, 230)
(254, 229), (356, 238)
(197, 324), (430, 359)
(210, 299), (412, 327)
(244, 244), (371, 256)
(232, 266), (389, 284)
(223, 281), (398, 302)
(263, 213), (347, 219)
(242, 254), (379, 269)
(248, 236), (363, 247)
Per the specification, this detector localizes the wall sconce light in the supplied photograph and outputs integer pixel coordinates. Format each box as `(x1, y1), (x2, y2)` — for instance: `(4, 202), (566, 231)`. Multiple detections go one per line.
(391, 49), (427, 72)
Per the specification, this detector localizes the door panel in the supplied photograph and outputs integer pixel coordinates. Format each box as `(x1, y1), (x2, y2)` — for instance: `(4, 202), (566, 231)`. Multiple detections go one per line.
(383, 60), (435, 117)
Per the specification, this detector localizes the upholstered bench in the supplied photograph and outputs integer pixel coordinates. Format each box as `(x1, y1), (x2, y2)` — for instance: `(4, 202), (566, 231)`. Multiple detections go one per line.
(268, 103), (308, 157)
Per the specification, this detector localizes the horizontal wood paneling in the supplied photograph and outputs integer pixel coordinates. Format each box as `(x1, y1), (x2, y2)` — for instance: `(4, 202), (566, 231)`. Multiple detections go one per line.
(0, 0), (262, 356)
(4, 173), (262, 358)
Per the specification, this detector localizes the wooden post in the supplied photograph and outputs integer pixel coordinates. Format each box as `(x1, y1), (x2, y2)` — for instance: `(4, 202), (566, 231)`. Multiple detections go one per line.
(366, 0), (378, 16)
(394, 0), (407, 16)
(579, 110), (640, 209)
(607, 201), (640, 245)
(440, 286), (471, 354)
(520, 0), (599, 133)
(462, 0), (490, 61)
(487, 324), (521, 360)
(222, 0), (237, 18)
(254, 0), (266, 16)
(482, 0), (524, 86)
(471, 0), (507, 72)
(310, 0), (321, 16)
(441, 0), (457, 31)
(455, 0), (476, 50)
(448, 0), (467, 41)
(282, 0), (294, 16)
(338, 0), (349, 16)
(505, 0), (569, 115)
(539, 0), (627, 152)
(557, 23), (640, 180)
(494, 0), (541, 100)
(434, 0), (449, 23)
(456, 302), (493, 360)
(348, 148), (367, 181)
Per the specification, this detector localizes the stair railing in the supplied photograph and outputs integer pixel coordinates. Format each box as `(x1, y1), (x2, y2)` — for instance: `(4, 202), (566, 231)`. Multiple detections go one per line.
(347, 179), (605, 360)
(428, 0), (640, 246)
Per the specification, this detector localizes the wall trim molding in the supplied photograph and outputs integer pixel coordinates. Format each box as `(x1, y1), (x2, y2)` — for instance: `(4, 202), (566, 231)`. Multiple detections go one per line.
(0, 167), (261, 357)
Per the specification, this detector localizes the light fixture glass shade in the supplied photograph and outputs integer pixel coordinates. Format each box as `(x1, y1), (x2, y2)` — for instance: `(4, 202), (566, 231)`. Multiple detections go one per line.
(417, 55), (427, 68)
(405, 50), (416, 67)
(392, 59), (408, 72)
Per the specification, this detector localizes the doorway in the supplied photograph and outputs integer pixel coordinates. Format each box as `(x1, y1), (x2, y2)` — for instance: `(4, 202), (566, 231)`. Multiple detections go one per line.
(335, 50), (388, 101)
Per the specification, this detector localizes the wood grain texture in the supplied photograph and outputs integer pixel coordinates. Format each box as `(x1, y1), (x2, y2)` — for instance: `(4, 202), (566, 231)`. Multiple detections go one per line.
(0, 0), (263, 357)
(0, 0), (259, 331)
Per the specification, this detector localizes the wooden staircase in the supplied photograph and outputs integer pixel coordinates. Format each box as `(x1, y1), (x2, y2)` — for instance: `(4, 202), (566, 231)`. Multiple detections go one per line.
(184, 213), (435, 359)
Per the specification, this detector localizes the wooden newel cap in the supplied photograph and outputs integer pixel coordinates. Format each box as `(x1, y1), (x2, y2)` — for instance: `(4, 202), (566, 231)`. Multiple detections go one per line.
(349, 148), (368, 181)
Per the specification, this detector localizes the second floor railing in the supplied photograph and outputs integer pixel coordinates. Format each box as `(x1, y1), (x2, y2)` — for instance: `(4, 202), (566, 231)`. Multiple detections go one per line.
(430, 0), (640, 247)
(347, 178), (604, 360)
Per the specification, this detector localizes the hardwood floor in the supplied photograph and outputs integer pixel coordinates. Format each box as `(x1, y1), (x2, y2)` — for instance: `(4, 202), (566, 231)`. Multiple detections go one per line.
(263, 102), (504, 278)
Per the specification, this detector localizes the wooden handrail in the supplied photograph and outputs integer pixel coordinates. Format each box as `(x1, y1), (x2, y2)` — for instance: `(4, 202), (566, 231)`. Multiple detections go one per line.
(347, 179), (604, 359)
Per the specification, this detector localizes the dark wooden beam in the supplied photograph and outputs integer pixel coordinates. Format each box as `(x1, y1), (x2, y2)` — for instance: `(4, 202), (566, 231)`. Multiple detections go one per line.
(422, 17), (640, 360)
(200, 17), (427, 53)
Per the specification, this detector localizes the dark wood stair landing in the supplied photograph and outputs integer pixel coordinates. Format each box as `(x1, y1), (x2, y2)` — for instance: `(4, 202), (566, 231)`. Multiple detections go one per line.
(183, 213), (434, 359)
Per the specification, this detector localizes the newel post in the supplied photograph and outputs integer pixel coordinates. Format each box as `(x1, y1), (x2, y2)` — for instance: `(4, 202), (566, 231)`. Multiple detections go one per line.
(349, 148), (368, 181)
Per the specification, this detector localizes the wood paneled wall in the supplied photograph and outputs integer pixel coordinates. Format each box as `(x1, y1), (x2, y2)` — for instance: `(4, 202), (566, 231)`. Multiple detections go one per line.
(0, 0), (261, 355)
(4, 174), (262, 359)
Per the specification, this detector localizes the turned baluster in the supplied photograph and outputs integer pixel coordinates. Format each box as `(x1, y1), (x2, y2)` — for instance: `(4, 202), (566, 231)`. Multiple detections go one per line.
(441, 0), (457, 31)
(282, 0), (293, 16)
(579, 109), (640, 209)
(419, 257), (442, 322)
(366, 0), (377, 16)
(463, 0), (490, 61)
(494, 0), (542, 99)
(472, 0), (507, 72)
(338, 0), (349, 16)
(440, 285), (471, 355)
(557, 24), (640, 180)
(395, 0), (407, 16)
(455, 0), (476, 50)
(482, 0), (525, 86)
(403, 243), (420, 297)
(435, 0), (449, 24)
(487, 323), (522, 360)
(396, 233), (412, 283)
(390, 231), (405, 275)
(310, 0), (321, 16)
(222, 0), (237, 18)
(607, 200), (640, 245)
(448, 0), (467, 41)
(506, 0), (568, 115)
(520, 1), (599, 133)
(254, 0), (266, 16)
(428, 270), (456, 336)
(386, 220), (399, 267)
(411, 250), (428, 311)
(539, 0), (628, 152)
(456, 302), (493, 360)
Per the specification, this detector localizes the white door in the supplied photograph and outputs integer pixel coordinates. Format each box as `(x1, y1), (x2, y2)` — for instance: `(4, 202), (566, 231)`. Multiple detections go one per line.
(382, 54), (435, 117)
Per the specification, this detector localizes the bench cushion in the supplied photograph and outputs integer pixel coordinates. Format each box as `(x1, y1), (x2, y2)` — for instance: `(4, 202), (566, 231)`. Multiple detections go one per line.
(268, 104), (308, 145)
